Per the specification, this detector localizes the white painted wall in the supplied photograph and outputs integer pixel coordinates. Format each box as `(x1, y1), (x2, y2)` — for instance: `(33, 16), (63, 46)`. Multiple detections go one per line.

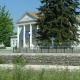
(25, 24), (30, 47)
(19, 15), (33, 22)
(10, 36), (17, 48)
(77, 25), (80, 47)
(19, 26), (23, 47)
(32, 24), (37, 46)
(71, 25), (80, 48)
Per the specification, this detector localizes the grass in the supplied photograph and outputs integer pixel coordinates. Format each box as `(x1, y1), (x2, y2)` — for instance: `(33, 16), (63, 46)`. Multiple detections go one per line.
(12, 55), (27, 66)
(0, 66), (80, 80)
(0, 55), (80, 80)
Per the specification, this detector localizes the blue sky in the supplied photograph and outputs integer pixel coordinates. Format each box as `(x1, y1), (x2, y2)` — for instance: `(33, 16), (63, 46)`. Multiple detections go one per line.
(0, 0), (41, 32)
(0, 0), (80, 32)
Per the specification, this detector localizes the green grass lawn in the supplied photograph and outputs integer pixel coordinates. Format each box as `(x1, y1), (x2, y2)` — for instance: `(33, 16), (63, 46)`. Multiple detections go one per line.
(0, 66), (80, 80)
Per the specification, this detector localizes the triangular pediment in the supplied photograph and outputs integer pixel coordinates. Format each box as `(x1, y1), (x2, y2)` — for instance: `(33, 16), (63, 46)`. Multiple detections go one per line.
(20, 15), (33, 22)
(16, 12), (38, 23)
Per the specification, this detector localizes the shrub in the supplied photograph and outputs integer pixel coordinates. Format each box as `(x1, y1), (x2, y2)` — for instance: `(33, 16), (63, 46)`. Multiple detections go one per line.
(12, 55), (27, 66)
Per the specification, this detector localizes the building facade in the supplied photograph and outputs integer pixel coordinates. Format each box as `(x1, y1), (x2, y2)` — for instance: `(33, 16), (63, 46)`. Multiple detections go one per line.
(16, 12), (38, 48)
(10, 12), (80, 49)
(10, 35), (17, 48)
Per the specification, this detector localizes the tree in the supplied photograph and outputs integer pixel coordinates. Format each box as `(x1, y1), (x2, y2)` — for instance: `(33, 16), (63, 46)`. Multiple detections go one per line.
(36, 0), (80, 46)
(0, 6), (14, 47)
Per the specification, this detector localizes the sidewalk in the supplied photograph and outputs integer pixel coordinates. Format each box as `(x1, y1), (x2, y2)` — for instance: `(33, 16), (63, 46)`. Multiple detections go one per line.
(0, 64), (80, 70)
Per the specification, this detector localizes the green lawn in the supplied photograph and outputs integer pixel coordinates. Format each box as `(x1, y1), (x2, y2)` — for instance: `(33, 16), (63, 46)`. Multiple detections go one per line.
(0, 66), (80, 80)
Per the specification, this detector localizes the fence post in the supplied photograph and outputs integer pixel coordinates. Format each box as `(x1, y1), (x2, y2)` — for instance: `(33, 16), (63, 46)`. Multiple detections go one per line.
(41, 46), (42, 53)
(64, 47), (65, 53)
(72, 47), (73, 53)
(52, 47), (53, 53)
(48, 46), (49, 53)
(13, 47), (15, 53)
(19, 47), (21, 53)
(36, 47), (38, 53)
(26, 47), (27, 53)
(56, 47), (57, 53)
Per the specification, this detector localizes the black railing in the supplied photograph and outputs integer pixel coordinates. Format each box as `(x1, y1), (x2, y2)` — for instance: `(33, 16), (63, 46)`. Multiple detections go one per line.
(13, 46), (78, 53)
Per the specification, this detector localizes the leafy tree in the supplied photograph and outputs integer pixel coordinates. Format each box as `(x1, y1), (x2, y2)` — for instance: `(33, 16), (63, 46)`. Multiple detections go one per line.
(36, 0), (80, 46)
(0, 6), (14, 47)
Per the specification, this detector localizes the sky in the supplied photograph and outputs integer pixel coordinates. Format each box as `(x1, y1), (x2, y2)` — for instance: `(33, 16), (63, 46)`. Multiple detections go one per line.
(0, 0), (41, 32)
(0, 0), (80, 32)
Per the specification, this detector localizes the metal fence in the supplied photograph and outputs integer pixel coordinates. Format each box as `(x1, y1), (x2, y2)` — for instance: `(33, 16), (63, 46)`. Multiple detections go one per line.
(13, 46), (80, 53)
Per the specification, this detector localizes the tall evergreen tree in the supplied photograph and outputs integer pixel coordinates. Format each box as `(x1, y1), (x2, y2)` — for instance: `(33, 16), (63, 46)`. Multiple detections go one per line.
(0, 6), (14, 47)
(36, 0), (80, 46)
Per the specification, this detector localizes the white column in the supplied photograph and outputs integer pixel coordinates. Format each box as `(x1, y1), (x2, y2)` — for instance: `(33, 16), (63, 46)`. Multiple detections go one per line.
(23, 25), (26, 47)
(17, 25), (19, 47)
(30, 24), (32, 48)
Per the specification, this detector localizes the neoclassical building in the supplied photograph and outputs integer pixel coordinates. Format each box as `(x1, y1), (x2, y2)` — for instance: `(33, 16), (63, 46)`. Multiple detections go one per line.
(16, 12), (38, 48)
(10, 12), (80, 48)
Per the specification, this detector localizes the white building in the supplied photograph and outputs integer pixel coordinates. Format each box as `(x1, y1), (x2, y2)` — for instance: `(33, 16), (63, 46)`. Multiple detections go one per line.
(16, 12), (38, 48)
(10, 35), (17, 48)
(10, 12), (80, 49)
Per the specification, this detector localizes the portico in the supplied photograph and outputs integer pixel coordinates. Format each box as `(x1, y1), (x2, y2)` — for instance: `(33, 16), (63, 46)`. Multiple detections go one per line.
(16, 12), (38, 48)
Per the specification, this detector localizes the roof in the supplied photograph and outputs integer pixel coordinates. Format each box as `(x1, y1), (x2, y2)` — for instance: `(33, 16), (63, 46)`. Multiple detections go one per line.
(16, 12), (38, 24)
(16, 12), (80, 24)
(27, 12), (38, 18)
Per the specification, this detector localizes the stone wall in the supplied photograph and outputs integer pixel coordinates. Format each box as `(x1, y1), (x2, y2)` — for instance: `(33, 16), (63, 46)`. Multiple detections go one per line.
(0, 53), (80, 66)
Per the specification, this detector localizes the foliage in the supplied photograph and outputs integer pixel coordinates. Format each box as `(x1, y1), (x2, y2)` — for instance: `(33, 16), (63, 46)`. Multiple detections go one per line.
(0, 6), (14, 47)
(0, 57), (5, 64)
(0, 67), (80, 80)
(12, 55), (27, 66)
(36, 0), (80, 45)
